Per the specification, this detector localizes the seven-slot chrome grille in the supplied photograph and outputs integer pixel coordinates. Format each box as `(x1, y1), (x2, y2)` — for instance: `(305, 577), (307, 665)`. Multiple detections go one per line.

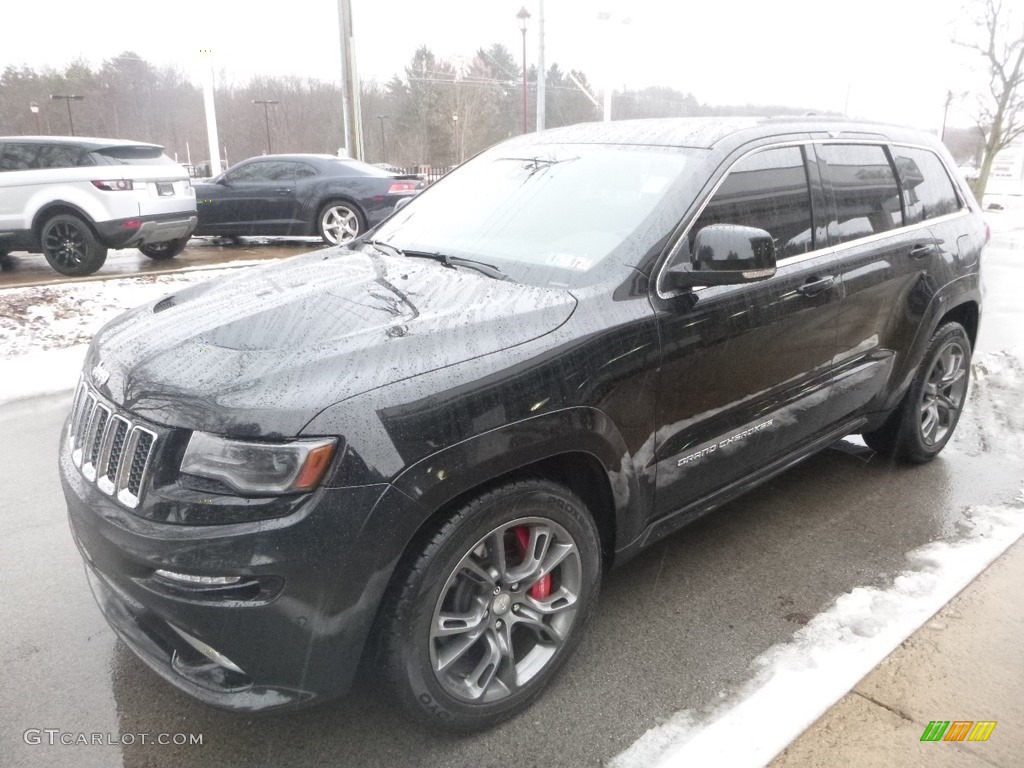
(68, 379), (158, 509)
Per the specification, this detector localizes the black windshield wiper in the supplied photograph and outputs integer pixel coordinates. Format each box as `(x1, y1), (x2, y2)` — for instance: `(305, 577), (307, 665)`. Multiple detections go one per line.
(366, 240), (508, 281)
(364, 239), (405, 259)
(403, 250), (509, 281)
(502, 155), (579, 177)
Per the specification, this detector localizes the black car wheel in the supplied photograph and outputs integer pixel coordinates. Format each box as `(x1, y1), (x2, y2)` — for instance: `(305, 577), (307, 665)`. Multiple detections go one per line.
(139, 237), (189, 260)
(40, 214), (108, 276)
(862, 322), (972, 463)
(317, 201), (363, 245)
(379, 479), (601, 730)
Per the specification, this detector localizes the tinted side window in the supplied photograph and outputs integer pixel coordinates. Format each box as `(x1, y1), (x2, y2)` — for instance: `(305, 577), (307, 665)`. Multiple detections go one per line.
(0, 143), (41, 171)
(38, 144), (94, 169)
(292, 163), (319, 179)
(690, 146), (814, 259)
(228, 161), (295, 182)
(818, 144), (901, 244)
(0, 143), (94, 170)
(891, 146), (961, 224)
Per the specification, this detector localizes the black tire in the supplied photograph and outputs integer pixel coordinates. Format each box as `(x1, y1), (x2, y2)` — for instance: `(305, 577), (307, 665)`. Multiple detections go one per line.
(862, 322), (972, 463)
(378, 478), (602, 731)
(40, 214), (108, 276)
(139, 237), (189, 260)
(316, 200), (364, 245)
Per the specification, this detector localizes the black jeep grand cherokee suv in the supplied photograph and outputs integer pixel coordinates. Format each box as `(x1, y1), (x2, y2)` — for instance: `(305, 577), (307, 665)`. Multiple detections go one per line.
(61, 118), (984, 729)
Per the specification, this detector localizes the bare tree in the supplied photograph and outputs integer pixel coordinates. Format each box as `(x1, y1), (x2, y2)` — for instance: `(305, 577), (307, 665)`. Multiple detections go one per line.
(958, 0), (1024, 197)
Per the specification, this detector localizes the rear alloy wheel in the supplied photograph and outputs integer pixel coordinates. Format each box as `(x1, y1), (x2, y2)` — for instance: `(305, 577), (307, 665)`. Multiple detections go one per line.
(380, 479), (601, 730)
(317, 201), (363, 245)
(40, 214), (108, 276)
(139, 237), (189, 260)
(862, 322), (972, 462)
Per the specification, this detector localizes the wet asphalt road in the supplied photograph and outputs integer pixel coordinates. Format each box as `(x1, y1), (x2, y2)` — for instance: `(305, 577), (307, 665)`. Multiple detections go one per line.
(1, 228), (1022, 768)
(0, 238), (323, 289)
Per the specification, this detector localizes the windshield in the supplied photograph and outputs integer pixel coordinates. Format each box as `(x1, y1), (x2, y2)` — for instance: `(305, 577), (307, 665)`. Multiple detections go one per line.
(371, 143), (697, 287)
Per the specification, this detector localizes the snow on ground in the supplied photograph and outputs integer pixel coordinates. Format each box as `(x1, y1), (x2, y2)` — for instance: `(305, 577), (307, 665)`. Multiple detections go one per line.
(983, 193), (1024, 234)
(611, 493), (1024, 768)
(0, 260), (267, 357)
(0, 262), (264, 405)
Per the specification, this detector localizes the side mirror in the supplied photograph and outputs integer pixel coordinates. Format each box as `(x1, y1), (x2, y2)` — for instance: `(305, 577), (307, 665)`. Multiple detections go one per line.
(215, 174), (231, 186)
(664, 224), (777, 289)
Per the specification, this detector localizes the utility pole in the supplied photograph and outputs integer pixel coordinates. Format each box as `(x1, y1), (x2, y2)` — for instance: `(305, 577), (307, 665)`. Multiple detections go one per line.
(253, 99), (279, 154)
(378, 115), (387, 163)
(337, 0), (364, 160)
(536, 0), (545, 132)
(940, 90), (953, 144)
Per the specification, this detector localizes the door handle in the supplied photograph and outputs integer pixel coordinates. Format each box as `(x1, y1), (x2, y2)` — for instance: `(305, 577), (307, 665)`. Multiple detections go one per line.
(909, 243), (938, 259)
(274, 188), (293, 195)
(796, 275), (835, 297)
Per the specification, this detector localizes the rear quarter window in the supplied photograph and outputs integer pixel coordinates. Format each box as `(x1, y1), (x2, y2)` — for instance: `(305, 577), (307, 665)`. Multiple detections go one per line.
(818, 144), (902, 244)
(891, 146), (962, 224)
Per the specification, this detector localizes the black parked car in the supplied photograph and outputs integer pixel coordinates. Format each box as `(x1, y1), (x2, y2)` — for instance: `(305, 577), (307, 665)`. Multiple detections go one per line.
(192, 154), (423, 244)
(61, 118), (984, 730)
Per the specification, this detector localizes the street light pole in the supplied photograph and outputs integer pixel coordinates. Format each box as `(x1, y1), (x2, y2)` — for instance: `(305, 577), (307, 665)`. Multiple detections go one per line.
(29, 102), (41, 134)
(517, 7), (531, 135)
(378, 115), (388, 163)
(536, 0), (545, 132)
(252, 99), (279, 154)
(452, 114), (459, 164)
(50, 94), (83, 136)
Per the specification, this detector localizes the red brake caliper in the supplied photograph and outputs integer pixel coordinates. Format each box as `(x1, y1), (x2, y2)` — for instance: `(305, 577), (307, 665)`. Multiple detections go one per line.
(514, 526), (551, 600)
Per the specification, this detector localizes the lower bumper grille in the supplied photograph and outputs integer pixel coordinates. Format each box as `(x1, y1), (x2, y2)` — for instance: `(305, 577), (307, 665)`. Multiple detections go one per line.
(68, 379), (158, 509)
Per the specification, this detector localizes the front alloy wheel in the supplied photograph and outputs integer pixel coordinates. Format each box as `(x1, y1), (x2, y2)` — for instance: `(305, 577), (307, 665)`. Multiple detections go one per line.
(379, 479), (601, 730)
(430, 517), (582, 704)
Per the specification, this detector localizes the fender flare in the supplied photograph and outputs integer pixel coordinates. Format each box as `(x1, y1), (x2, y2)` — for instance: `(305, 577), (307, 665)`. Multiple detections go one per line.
(389, 406), (643, 556)
(878, 272), (981, 413)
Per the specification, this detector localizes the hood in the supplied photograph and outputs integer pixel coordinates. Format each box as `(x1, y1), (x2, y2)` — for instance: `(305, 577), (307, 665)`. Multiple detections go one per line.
(88, 250), (576, 437)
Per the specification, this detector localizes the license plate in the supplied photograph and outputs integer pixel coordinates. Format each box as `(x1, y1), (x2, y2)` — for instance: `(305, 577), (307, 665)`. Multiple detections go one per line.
(156, 182), (174, 196)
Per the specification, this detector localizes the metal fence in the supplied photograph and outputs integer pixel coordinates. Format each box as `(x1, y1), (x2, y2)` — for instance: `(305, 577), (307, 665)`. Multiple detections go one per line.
(387, 165), (454, 184)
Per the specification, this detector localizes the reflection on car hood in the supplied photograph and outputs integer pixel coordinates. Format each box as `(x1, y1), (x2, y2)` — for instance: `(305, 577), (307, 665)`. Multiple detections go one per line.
(89, 250), (577, 437)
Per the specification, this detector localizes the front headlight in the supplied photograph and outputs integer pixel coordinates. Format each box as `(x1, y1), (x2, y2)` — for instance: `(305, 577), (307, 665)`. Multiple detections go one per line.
(180, 432), (337, 495)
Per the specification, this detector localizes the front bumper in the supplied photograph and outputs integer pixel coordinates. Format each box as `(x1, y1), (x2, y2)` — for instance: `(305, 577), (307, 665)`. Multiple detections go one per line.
(60, 431), (409, 711)
(96, 213), (198, 249)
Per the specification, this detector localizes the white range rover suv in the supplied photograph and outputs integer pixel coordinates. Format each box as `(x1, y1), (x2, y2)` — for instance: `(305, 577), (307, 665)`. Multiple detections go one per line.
(0, 136), (197, 276)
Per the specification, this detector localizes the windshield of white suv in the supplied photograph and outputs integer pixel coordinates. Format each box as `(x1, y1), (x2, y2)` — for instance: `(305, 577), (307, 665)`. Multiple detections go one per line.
(370, 143), (697, 287)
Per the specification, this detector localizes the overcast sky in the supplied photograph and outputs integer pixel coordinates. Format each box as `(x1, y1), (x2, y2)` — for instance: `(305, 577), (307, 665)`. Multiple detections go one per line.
(2, 0), (986, 131)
